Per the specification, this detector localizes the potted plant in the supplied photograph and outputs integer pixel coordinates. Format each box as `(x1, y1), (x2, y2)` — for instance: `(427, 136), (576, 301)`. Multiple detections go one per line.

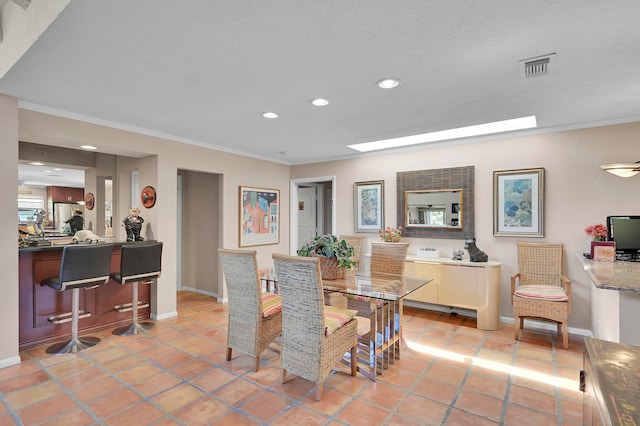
(297, 234), (355, 279)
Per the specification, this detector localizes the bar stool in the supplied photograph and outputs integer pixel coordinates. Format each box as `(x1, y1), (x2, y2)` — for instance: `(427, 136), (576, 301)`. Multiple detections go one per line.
(40, 244), (114, 354)
(112, 242), (163, 336)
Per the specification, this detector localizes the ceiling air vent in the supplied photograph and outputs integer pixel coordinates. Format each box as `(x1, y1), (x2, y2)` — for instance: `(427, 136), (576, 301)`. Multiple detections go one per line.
(520, 53), (556, 78)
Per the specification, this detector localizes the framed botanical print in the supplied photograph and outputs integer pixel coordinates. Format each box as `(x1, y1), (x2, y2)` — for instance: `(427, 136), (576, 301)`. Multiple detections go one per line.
(354, 180), (384, 233)
(493, 168), (544, 237)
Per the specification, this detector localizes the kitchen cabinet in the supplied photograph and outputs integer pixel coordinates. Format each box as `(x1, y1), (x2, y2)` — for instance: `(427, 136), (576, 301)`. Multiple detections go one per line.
(47, 186), (84, 203)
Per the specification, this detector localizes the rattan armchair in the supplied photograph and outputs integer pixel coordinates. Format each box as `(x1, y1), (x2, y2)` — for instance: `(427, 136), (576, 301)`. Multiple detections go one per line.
(272, 253), (358, 401)
(511, 242), (571, 349)
(218, 249), (282, 372)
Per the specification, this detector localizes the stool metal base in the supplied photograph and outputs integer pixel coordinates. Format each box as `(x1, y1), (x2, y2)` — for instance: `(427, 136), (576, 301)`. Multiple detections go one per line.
(112, 321), (155, 336)
(45, 336), (100, 355)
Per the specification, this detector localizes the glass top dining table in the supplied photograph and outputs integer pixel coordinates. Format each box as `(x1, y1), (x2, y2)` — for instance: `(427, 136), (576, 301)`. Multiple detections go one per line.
(260, 268), (432, 302)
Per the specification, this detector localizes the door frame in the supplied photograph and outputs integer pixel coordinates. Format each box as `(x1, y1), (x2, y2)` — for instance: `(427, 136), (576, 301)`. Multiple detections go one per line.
(290, 176), (336, 255)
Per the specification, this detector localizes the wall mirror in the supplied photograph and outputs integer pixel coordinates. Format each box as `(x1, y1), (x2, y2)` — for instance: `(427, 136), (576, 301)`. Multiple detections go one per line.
(406, 189), (462, 228)
(397, 166), (474, 239)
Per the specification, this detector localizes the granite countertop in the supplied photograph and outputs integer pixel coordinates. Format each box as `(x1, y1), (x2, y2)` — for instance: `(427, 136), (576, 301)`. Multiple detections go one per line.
(577, 254), (640, 292)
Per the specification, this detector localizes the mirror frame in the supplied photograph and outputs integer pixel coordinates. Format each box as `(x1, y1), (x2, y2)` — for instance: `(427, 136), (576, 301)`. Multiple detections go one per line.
(405, 189), (462, 228)
(397, 166), (475, 239)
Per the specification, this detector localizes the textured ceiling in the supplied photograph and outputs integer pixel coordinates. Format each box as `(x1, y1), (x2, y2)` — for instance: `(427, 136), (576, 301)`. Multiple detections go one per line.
(2, 0), (640, 165)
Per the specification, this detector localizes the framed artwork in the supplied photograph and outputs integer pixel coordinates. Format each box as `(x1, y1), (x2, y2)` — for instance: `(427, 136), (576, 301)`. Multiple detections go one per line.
(84, 193), (95, 211)
(141, 186), (157, 208)
(354, 180), (384, 233)
(240, 186), (280, 247)
(493, 168), (544, 237)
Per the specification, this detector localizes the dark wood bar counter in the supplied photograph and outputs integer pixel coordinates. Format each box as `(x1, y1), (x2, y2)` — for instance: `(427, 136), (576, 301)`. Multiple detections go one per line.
(19, 242), (151, 351)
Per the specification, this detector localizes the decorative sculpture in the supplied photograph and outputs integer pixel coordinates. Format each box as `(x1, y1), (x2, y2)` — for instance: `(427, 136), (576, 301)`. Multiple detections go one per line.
(64, 209), (84, 235)
(464, 237), (488, 262)
(452, 249), (465, 261)
(123, 207), (144, 242)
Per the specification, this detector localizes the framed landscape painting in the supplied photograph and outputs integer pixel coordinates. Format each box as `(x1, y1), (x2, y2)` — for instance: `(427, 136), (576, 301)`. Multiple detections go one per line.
(493, 168), (544, 237)
(354, 180), (384, 233)
(239, 186), (280, 247)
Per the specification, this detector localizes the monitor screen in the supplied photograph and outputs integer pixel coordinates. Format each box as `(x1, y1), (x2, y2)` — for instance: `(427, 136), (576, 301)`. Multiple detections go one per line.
(606, 216), (640, 253)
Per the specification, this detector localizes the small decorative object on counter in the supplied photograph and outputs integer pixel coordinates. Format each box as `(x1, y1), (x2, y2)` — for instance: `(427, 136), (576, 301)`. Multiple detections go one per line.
(379, 226), (402, 242)
(123, 207), (144, 242)
(64, 209), (84, 236)
(452, 249), (465, 260)
(465, 237), (488, 262)
(72, 229), (100, 244)
(416, 247), (439, 259)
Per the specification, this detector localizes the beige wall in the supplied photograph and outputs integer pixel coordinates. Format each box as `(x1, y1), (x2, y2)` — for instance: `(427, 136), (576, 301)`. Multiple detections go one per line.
(0, 94), (19, 367)
(291, 122), (640, 331)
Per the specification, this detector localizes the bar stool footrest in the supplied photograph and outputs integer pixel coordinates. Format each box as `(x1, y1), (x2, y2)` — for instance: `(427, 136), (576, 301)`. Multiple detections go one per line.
(47, 310), (91, 325)
(114, 301), (150, 313)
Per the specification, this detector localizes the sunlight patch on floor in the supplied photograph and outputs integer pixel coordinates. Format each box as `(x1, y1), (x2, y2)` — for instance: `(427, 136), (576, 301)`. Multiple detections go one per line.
(406, 340), (577, 391)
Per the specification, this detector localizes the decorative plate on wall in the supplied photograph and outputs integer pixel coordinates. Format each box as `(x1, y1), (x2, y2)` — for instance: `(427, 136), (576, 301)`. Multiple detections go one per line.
(141, 186), (156, 208)
(85, 192), (95, 210)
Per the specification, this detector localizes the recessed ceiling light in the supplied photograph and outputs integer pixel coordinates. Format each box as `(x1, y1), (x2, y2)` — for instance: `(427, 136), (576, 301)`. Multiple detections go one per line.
(348, 116), (538, 152)
(310, 98), (329, 107)
(43, 170), (53, 173)
(29, 162), (44, 166)
(262, 112), (278, 119)
(81, 145), (98, 150)
(377, 78), (400, 89)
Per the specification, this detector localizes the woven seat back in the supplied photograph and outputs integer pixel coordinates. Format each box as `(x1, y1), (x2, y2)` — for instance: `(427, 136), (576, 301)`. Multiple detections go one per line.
(272, 254), (325, 345)
(517, 242), (564, 287)
(339, 235), (364, 266)
(219, 249), (262, 321)
(371, 242), (409, 275)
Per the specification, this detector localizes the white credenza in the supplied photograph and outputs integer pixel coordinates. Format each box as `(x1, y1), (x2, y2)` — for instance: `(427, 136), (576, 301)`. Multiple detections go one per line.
(404, 257), (501, 330)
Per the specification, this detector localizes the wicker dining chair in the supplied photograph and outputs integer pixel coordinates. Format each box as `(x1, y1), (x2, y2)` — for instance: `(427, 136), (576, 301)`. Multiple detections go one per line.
(218, 249), (282, 372)
(348, 242), (409, 364)
(272, 253), (358, 401)
(511, 242), (571, 349)
(339, 234), (365, 269)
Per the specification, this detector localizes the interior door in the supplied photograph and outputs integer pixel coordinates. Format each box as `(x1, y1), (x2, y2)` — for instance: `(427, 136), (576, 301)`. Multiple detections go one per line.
(297, 187), (317, 249)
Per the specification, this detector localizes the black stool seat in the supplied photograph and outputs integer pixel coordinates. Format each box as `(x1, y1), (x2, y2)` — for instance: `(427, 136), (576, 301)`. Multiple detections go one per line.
(111, 242), (163, 336)
(40, 244), (113, 354)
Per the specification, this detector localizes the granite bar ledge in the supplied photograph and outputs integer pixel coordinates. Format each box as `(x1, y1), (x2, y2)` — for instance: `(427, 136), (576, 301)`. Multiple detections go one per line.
(577, 254), (640, 292)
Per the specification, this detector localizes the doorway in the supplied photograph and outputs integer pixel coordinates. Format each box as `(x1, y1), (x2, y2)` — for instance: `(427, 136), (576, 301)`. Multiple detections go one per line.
(177, 169), (222, 298)
(290, 176), (336, 253)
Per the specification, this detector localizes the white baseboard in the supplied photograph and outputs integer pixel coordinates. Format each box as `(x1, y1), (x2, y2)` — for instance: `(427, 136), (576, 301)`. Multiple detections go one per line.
(0, 356), (21, 370)
(179, 287), (226, 303)
(152, 311), (178, 321)
(404, 300), (593, 337)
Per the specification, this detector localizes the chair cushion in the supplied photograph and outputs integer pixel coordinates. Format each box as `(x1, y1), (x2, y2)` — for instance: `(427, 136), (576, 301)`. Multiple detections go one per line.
(514, 285), (568, 301)
(261, 293), (282, 318)
(324, 306), (357, 336)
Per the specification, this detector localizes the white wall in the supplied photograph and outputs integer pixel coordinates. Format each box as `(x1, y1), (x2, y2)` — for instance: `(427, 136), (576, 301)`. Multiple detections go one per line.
(291, 122), (640, 331)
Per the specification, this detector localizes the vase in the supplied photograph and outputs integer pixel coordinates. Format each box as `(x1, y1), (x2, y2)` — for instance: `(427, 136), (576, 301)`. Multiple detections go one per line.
(382, 237), (401, 243)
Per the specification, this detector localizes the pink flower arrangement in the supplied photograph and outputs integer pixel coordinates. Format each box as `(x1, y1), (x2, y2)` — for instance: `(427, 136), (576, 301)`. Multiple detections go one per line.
(585, 223), (607, 241)
(380, 226), (402, 242)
